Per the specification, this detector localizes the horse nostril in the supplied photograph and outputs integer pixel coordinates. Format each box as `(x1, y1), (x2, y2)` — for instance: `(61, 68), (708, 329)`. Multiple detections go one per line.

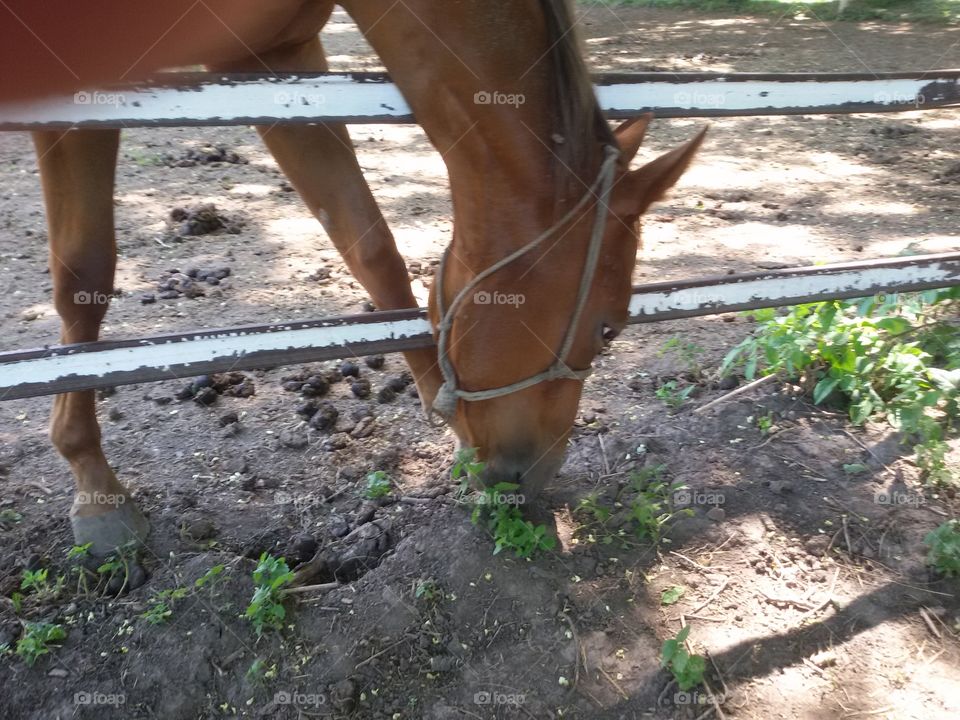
(602, 323), (619, 344)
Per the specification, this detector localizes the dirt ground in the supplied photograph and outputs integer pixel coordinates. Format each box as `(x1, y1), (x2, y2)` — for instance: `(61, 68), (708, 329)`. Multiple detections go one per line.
(1, 4), (959, 719)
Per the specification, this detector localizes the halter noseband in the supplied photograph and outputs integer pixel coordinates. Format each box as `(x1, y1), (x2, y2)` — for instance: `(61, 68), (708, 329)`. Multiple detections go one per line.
(431, 144), (621, 420)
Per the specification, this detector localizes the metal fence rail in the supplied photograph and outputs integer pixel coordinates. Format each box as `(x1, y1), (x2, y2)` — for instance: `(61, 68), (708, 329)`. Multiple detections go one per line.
(2, 253), (957, 401)
(0, 70), (958, 130)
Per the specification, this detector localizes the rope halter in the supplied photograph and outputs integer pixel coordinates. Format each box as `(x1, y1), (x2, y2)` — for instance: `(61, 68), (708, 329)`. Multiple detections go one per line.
(431, 144), (621, 420)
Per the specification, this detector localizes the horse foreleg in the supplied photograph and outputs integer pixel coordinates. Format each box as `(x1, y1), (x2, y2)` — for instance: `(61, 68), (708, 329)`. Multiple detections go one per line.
(33, 129), (150, 565)
(209, 36), (443, 409)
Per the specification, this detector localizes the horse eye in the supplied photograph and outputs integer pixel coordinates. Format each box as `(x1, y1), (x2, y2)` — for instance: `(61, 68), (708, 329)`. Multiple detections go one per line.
(601, 324), (619, 344)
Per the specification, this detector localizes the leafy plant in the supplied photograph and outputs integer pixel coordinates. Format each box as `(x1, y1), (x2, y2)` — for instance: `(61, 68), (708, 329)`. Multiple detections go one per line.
(575, 464), (693, 547)
(0, 508), (23, 527)
(470, 482), (555, 558)
(755, 412), (774, 435)
(142, 586), (189, 625)
(245, 554), (294, 636)
(415, 579), (441, 602)
(93, 541), (141, 594)
(453, 448), (555, 558)
(364, 471), (392, 499)
(843, 463), (869, 475)
(626, 465), (694, 545)
(660, 625), (706, 692)
(19, 568), (64, 603)
(16, 622), (66, 666)
(452, 447), (485, 496)
(656, 380), (695, 409)
(142, 562), (226, 623)
(661, 586), (685, 605)
(65, 543), (95, 596)
(195, 563), (226, 589)
(67, 543), (92, 561)
(916, 437), (954, 486)
(722, 289), (960, 484)
(924, 519), (960, 577)
(660, 337), (706, 379)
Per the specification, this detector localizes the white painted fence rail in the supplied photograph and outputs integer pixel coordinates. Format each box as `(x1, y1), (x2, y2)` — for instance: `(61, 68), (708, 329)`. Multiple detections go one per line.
(0, 71), (957, 130)
(1, 253), (957, 401)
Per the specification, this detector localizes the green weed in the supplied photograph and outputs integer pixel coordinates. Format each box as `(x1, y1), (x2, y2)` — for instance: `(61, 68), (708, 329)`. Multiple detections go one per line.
(576, 464), (694, 547)
(364, 470), (392, 499)
(925, 519), (960, 577)
(656, 380), (695, 409)
(19, 568), (64, 602)
(415, 579), (441, 602)
(452, 448), (556, 558)
(660, 625), (706, 692)
(16, 622), (67, 666)
(452, 447), (485, 496)
(722, 289), (959, 484)
(660, 337), (706, 380)
(245, 554), (294, 636)
(470, 483), (556, 558)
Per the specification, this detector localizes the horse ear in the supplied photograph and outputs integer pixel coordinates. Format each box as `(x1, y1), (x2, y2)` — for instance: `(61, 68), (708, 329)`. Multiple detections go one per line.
(619, 126), (707, 217)
(613, 113), (653, 163)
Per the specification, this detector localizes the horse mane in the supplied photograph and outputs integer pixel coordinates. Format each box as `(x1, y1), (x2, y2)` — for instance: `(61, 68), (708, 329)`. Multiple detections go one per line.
(538, 0), (615, 192)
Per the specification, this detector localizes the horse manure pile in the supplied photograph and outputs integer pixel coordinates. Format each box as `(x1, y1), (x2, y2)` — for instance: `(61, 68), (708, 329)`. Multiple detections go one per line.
(282, 360), (412, 411)
(167, 203), (243, 238)
(162, 144), (247, 167)
(146, 264), (232, 302)
(173, 372), (256, 406)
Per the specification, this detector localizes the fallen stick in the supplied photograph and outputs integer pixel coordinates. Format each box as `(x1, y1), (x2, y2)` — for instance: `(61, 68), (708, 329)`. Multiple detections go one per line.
(693, 374), (778, 415)
(354, 638), (409, 669)
(598, 667), (629, 701)
(918, 607), (942, 639)
(761, 591), (814, 611)
(690, 576), (729, 614)
(284, 581), (340, 596)
(560, 611), (582, 691)
(794, 568), (841, 627)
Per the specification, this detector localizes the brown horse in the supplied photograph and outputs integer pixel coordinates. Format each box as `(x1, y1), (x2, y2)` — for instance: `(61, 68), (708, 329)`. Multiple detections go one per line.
(16, 0), (704, 563)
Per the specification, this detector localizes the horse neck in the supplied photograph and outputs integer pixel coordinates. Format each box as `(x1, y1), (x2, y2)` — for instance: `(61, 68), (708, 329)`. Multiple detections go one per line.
(344, 0), (604, 266)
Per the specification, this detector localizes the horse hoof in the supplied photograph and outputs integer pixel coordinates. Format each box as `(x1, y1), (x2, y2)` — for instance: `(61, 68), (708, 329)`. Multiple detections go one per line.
(105, 562), (148, 594)
(70, 502), (151, 558)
